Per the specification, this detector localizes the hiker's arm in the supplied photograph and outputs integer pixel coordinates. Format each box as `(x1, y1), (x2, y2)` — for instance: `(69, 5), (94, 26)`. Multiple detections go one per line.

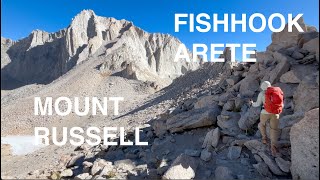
(252, 93), (263, 107)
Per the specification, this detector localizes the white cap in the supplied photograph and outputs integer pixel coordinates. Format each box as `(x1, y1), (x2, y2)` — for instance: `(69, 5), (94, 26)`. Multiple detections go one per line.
(260, 81), (271, 90)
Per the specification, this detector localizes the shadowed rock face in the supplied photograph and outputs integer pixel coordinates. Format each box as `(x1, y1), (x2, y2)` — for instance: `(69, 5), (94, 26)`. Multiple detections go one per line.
(1, 10), (200, 90)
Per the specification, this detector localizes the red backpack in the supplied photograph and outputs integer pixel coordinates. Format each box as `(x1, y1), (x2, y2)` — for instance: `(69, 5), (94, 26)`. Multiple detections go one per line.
(264, 87), (284, 114)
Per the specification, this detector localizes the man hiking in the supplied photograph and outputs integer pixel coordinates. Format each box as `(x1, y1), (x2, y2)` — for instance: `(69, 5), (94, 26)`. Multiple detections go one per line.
(250, 81), (284, 156)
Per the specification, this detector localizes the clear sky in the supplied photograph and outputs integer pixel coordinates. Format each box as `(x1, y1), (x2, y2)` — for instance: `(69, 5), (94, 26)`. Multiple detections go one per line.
(1, 0), (319, 57)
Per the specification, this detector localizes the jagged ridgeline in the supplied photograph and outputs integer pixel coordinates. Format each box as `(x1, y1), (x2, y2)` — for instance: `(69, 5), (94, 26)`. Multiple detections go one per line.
(1, 10), (200, 90)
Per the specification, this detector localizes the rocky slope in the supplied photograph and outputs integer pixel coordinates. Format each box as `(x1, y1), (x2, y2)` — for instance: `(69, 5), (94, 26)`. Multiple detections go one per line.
(1, 10), (199, 90)
(1, 12), (319, 180)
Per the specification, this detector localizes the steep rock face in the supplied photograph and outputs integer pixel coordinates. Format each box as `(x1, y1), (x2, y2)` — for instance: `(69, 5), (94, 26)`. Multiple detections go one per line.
(1, 10), (199, 89)
(290, 108), (319, 180)
(1, 37), (13, 68)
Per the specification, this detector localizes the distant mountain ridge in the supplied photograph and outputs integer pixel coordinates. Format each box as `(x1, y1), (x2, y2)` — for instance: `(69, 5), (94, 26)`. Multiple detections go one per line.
(1, 10), (200, 89)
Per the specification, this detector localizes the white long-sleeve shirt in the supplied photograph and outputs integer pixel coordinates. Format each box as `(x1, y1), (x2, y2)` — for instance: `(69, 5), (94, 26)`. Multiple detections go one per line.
(252, 91), (270, 114)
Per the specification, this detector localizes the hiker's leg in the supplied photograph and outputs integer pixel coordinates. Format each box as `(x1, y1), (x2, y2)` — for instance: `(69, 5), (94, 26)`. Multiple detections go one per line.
(258, 113), (269, 143)
(270, 114), (280, 156)
(270, 114), (280, 147)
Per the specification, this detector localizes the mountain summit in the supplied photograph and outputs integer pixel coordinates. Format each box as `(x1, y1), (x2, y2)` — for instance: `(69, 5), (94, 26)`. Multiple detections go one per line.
(1, 10), (200, 89)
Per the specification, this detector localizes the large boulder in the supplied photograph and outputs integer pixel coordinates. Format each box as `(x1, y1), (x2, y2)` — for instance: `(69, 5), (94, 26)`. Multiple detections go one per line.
(202, 128), (220, 149)
(267, 52), (291, 84)
(279, 112), (305, 129)
(217, 111), (241, 135)
(238, 107), (261, 130)
(193, 95), (219, 109)
(163, 154), (198, 179)
(253, 162), (272, 178)
(267, 17), (307, 52)
(256, 51), (274, 65)
(280, 70), (301, 83)
(273, 82), (298, 98)
(239, 75), (260, 97)
(280, 64), (319, 84)
(258, 152), (286, 176)
(290, 108), (319, 180)
(227, 146), (242, 160)
(244, 139), (268, 154)
(166, 107), (221, 133)
(297, 31), (319, 48)
(302, 37), (319, 62)
(277, 113), (305, 141)
(293, 80), (319, 113)
(151, 118), (167, 137)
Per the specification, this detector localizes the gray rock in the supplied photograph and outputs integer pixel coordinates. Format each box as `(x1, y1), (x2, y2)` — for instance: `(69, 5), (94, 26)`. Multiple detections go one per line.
(290, 108), (319, 180)
(240, 158), (250, 165)
(99, 163), (114, 177)
(200, 149), (212, 162)
(239, 75), (260, 97)
(298, 31), (319, 48)
(75, 173), (90, 180)
(297, 54), (316, 64)
(231, 139), (248, 147)
(256, 51), (274, 65)
(151, 118), (167, 137)
(91, 159), (113, 175)
(157, 159), (170, 175)
(302, 37), (319, 62)
(273, 82), (298, 98)
(227, 146), (242, 160)
(181, 98), (196, 111)
(275, 157), (291, 173)
(163, 154), (198, 179)
(285, 64), (317, 83)
(254, 154), (263, 163)
(237, 174), (245, 180)
(291, 51), (304, 59)
(60, 169), (73, 177)
(217, 111), (242, 135)
(82, 161), (93, 173)
(268, 53), (291, 84)
(234, 97), (245, 111)
(293, 80), (319, 113)
(258, 152), (286, 176)
(279, 112), (305, 129)
(280, 70), (301, 83)
(253, 162), (272, 178)
(222, 136), (234, 144)
(194, 95), (219, 109)
(114, 159), (135, 171)
(184, 149), (201, 157)
(166, 107), (221, 133)
(238, 106), (261, 130)
(244, 140), (268, 154)
(214, 166), (234, 180)
(223, 100), (235, 111)
(226, 76), (241, 86)
(280, 127), (291, 141)
(66, 154), (84, 168)
(204, 170), (212, 177)
(202, 128), (220, 149)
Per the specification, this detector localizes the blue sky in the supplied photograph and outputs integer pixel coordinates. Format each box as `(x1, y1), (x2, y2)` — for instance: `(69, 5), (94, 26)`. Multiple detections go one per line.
(1, 0), (319, 58)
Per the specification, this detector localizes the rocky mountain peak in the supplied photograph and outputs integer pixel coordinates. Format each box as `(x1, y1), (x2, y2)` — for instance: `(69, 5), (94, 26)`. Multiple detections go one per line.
(1, 10), (200, 89)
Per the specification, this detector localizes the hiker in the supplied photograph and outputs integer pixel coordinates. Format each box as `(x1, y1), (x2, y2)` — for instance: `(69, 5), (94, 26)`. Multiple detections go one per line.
(250, 81), (284, 156)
